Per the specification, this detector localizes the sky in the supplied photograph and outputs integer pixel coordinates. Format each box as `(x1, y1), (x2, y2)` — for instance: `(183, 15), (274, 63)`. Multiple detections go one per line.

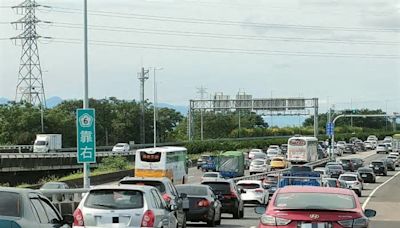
(1, 0), (400, 115)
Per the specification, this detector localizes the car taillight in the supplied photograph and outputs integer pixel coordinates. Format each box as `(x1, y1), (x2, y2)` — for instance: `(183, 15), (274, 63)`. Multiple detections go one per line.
(260, 214), (291, 226)
(230, 190), (238, 199)
(162, 193), (172, 202)
(141, 210), (155, 227)
(338, 217), (368, 228)
(73, 208), (84, 226)
(197, 199), (210, 207)
(255, 189), (264, 193)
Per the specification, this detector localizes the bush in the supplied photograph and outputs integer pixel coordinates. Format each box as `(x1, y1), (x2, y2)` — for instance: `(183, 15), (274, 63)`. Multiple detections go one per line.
(97, 156), (130, 171)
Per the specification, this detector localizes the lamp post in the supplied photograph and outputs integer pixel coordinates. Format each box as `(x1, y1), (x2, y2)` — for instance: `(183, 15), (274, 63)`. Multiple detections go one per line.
(153, 67), (163, 148)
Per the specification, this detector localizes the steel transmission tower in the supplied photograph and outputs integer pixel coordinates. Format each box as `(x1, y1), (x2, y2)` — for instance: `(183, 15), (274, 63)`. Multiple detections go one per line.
(11, 0), (49, 107)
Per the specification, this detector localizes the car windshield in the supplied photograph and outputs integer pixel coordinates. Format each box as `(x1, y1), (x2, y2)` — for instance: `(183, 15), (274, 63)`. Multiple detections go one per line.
(340, 176), (357, 181)
(176, 186), (207, 196)
(202, 182), (230, 194)
(267, 151), (277, 155)
(378, 144), (386, 147)
(0, 192), (20, 217)
(237, 183), (260, 189)
(341, 160), (351, 164)
(252, 160), (264, 165)
(203, 173), (218, 178)
(119, 180), (166, 193)
(254, 153), (266, 159)
(85, 189), (143, 209)
(115, 144), (124, 147)
(35, 140), (46, 145)
(274, 192), (355, 209)
(41, 183), (63, 189)
(371, 162), (383, 166)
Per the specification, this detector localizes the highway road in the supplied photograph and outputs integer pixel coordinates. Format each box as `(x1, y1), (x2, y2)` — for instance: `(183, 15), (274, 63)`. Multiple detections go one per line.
(185, 151), (400, 228)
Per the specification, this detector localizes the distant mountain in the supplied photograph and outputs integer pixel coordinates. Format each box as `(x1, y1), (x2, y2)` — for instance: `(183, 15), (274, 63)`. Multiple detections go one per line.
(0, 97), (9, 104)
(158, 103), (188, 115)
(46, 96), (63, 108)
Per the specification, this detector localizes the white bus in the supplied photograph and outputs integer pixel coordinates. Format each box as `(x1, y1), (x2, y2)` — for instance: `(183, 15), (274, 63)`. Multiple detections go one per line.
(287, 136), (318, 164)
(135, 146), (188, 184)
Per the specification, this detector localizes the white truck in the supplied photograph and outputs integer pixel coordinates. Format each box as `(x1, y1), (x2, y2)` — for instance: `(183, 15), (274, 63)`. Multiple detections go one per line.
(33, 134), (62, 153)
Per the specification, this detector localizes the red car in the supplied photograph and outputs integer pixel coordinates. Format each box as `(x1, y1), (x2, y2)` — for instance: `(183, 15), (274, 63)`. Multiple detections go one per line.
(255, 186), (376, 228)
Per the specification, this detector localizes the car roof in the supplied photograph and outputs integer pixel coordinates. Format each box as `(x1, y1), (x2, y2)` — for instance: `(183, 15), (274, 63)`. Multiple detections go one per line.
(272, 156), (285, 160)
(277, 186), (353, 195)
(176, 184), (208, 188)
(120, 177), (171, 182)
(236, 180), (262, 184)
(201, 179), (233, 184)
(90, 185), (156, 191)
(340, 173), (358, 177)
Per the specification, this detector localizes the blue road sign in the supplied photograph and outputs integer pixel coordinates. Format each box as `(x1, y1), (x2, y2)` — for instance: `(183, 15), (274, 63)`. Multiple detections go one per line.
(76, 109), (96, 163)
(326, 122), (334, 136)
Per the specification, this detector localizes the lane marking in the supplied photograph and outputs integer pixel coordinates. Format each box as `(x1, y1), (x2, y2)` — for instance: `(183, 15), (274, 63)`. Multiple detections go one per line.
(362, 170), (400, 210)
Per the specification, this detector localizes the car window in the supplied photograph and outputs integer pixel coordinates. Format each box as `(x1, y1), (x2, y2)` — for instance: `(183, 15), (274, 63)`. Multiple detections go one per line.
(202, 182), (230, 194)
(30, 198), (49, 223)
(176, 186), (207, 196)
(237, 183), (260, 189)
(203, 173), (218, 177)
(275, 193), (355, 209)
(0, 192), (20, 217)
(371, 162), (383, 166)
(40, 197), (61, 223)
(340, 176), (357, 181)
(84, 189), (144, 209)
(168, 182), (178, 196)
(252, 160), (265, 165)
(150, 190), (163, 209)
(120, 180), (166, 193)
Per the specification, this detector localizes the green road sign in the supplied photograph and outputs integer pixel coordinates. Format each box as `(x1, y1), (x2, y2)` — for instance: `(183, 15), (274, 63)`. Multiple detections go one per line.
(76, 109), (96, 163)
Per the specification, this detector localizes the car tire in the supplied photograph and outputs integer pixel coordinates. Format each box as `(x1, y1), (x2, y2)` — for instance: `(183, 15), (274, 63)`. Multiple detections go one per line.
(233, 205), (240, 219)
(239, 206), (244, 218)
(207, 213), (216, 227)
(215, 211), (221, 225)
(384, 172), (387, 176)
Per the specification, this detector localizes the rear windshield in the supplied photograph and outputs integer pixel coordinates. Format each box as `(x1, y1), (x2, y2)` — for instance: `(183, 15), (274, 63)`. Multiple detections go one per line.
(388, 156), (397, 159)
(341, 160), (351, 164)
(378, 144), (386, 147)
(371, 162), (383, 166)
(358, 169), (372, 173)
(237, 183), (260, 189)
(254, 153), (266, 158)
(0, 192), (20, 217)
(290, 166), (312, 172)
(202, 182), (230, 194)
(119, 180), (165, 193)
(203, 173), (218, 178)
(272, 158), (283, 162)
(252, 160), (264, 165)
(340, 176), (357, 181)
(327, 165), (343, 170)
(85, 189), (143, 209)
(176, 186), (207, 196)
(275, 192), (355, 209)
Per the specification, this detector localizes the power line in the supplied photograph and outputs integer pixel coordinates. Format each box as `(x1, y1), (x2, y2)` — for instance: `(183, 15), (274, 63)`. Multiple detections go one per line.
(46, 6), (400, 33)
(53, 37), (400, 59)
(50, 22), (400, 46)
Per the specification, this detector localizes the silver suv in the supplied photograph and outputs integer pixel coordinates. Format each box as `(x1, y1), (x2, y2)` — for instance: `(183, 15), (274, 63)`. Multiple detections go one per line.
(73, 185), (178, 228)
(338, 173), (364, 197)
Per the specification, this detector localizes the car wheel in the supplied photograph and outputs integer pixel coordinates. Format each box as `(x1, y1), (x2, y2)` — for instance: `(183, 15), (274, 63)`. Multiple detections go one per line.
(239, 206), (244, 218)
(233, 205), (240, 219)
(357, 191), (362, 197)
(384, 172), (388, 176)
(207, 212), (216, 227)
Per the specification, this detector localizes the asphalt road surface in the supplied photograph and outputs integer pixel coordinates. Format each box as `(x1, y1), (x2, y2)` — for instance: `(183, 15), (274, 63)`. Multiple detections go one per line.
(186, 151), (400, 228)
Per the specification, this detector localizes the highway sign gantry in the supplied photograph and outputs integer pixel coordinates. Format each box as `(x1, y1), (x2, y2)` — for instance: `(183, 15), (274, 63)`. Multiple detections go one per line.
(76, 109), (96, 163)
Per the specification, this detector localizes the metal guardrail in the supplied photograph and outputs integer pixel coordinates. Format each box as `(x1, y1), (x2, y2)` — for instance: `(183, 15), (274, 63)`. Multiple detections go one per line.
(0, 151), (137, 159)
(39, 189), (89, 216)
(0, 145), (33, 153)
(232, 158), (330, 183)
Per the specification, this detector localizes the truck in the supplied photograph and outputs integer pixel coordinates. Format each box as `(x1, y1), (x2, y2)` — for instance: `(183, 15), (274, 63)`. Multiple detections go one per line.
(217, 151), (245, 178)
(278, 166), (322, 188)
(33, 134), (62, 153)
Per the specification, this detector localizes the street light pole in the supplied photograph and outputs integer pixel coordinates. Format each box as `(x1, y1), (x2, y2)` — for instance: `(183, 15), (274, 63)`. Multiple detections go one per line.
(153, 67), (163, 148)
(83, 0), (90, 189)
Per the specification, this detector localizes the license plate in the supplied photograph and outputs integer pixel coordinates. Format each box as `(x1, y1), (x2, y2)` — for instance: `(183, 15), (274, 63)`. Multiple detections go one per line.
(300, 222), (330, 228)
(375, 167), (379, 170)
(362, 174), (367, 177)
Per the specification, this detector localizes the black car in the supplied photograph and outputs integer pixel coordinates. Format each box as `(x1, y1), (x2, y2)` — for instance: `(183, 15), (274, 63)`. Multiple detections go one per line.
(350, 158), (364, 170)
(339, 159), (356, 172)
(289, 165), (313, 173)
(201, 179), (244, 219)
(382, 158), (396, 171)
(344, 143), (356, 154)
(119, 177), (188, 228)
(357, 167), (376, 183)
(326, 165), (345, 178)
(369, 160), (388, 176)
(176, 184), (222, 226)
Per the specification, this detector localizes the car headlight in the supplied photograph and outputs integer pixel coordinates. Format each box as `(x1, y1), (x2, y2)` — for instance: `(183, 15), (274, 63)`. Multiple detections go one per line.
(260, 214), (291, 226)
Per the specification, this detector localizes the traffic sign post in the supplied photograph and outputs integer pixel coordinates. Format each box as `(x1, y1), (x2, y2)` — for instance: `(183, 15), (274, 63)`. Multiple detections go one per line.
(77, 109), (96, 163)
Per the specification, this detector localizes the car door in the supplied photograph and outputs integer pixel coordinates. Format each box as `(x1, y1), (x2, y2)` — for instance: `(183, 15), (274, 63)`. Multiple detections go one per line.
(209, 188), (221, 220)
(168, 182), (184, 223)
(29, 194), (68, 228)
(151, 190), (177, 228)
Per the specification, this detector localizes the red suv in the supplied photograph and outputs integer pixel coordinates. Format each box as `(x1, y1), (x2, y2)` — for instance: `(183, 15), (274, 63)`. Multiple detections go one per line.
(255, 186), (376, 227)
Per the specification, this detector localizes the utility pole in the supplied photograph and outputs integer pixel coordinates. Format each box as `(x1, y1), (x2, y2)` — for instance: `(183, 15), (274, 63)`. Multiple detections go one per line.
(11, 0), (50, 131)
(350, 99), (353, 128)
(197, 86), (207, 141)
(138, 67), (149, 144)
(153, 67), (163, 147)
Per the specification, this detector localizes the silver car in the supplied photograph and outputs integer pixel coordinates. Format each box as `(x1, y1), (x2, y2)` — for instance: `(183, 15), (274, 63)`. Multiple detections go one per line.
(73, 185), (178, 228)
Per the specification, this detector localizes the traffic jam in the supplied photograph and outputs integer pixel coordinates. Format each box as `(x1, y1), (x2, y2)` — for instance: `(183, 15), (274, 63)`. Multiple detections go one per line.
(1, 134), (399, 228)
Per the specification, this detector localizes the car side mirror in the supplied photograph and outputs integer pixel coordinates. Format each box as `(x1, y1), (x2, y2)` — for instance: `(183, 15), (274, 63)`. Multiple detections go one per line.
(364, 209), (376, 218)
(62, 214), (74, 224)
(254, 206), (266, 214)
(179, 193), (187, 199)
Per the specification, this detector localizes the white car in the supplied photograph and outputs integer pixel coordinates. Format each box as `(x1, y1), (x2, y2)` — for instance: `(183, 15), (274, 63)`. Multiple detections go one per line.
(387, 155), (399, 167)
(267, 145), (281, 153)
(338, 173), (364, 197)
(112, 143), (130, 152)
(201, 172), (223, 182)
(389, 152), (399, 157)
(376, 144), (389, 154)
(248, 149), (264, 160)
(364, 141), (373, 150)
(237, 180), (269, 205)
(249, 159), (270, 175)
(313, 167), (330, 179)
(73, 185), (178, 228)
